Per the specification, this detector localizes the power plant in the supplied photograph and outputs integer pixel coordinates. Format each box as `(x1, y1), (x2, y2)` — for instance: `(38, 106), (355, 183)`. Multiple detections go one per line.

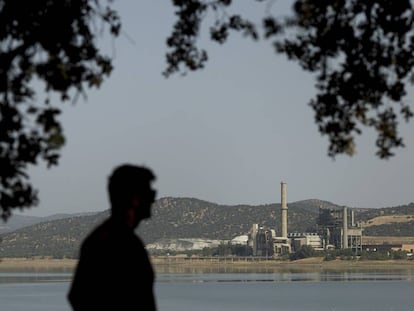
(317, 206), (363, 253)
(248, 182), (363, 257)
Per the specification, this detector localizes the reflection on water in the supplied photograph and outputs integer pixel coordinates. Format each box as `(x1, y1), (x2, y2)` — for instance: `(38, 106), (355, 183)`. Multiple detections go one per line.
(0, 265), (74, 284)
(1, 265), (414, 311)
(0, 272), (73, 284)
(1, 264), (414, 284)
(155, 271), (414, 283)
(153, 263), (414, 282)
(1, 270), (413, 285)
(154, 261), (414, 273)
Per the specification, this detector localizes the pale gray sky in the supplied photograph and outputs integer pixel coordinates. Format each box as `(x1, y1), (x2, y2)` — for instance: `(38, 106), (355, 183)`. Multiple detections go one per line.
(20, 1), (414, 217)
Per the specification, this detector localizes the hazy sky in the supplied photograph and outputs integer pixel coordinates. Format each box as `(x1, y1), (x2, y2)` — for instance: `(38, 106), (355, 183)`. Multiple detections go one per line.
(19, 1), (414, 217)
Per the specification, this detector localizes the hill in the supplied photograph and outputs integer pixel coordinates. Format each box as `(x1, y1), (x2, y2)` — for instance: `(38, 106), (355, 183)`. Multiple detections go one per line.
(0, 198), (413, 258)
(0, 212), (98, 235)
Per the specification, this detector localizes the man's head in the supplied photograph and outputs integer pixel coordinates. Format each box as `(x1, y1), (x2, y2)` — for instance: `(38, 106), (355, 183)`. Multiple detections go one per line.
(108, 164), (156, 226)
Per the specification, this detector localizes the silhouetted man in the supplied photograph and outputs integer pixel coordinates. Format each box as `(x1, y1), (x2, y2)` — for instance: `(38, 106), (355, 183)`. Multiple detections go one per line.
(68, 164), (157, 310)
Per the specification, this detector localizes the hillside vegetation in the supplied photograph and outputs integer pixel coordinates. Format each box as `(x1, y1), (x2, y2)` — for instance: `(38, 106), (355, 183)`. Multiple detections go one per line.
(362, 215), (414, 227)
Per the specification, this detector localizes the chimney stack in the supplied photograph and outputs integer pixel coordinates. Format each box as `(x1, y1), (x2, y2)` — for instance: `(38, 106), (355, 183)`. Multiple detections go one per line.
(343, 207), (348, 249)
(281, 182), (288, 238)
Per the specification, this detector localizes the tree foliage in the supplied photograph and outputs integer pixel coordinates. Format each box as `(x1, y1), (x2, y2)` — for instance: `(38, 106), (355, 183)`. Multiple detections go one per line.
(0, 0), (120, 220)
(165, 0), (414, 158)
(290, 244), (317, 260)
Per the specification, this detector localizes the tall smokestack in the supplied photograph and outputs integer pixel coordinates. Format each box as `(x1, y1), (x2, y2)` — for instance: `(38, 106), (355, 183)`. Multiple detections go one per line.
(351, 210), (355, 227)
(281, 182), (288, 238)
(343, 207), (348, 249)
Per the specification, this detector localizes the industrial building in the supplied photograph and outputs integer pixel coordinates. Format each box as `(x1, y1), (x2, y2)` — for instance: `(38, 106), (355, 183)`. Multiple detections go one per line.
(289, 232), (323, 251)
(249, 224), (275, 257)
(248, 182), (292, 257)
(317, 206), (363, 253)
(248, 182), (363, 257)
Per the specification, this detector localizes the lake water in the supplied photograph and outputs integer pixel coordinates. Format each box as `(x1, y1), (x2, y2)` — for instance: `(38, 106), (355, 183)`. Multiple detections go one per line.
(1, 268), (414, 311)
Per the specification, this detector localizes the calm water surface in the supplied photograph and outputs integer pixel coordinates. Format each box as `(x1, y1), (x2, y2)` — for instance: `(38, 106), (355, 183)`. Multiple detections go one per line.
(1, 268), (414, 311)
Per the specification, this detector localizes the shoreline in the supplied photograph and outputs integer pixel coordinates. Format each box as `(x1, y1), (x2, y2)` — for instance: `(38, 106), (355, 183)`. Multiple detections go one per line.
(0, 258), (78, 271)
(1, 257), (414, 272)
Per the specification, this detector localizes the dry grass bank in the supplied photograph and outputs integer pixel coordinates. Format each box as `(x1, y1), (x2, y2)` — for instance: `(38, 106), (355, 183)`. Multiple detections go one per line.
(0, 258), (77, 271)
(1, 257), (414, 272)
